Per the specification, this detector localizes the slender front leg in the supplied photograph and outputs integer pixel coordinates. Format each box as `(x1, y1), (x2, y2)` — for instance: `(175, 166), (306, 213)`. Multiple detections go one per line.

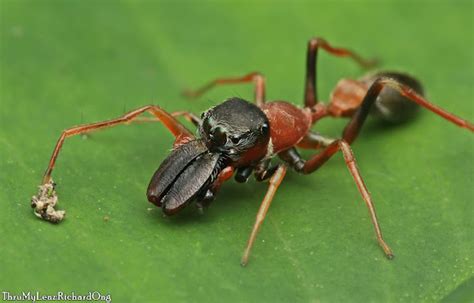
(43, 105), (193, 183)
(32, 105), (194, 223)
(304, 37), (377, 108)
(343, 77), (474, 143)
(241, 165), (287, 266)
(279, 144), (393, 259)
(183, 72), (266, 106)
(133, 111), (201, 127)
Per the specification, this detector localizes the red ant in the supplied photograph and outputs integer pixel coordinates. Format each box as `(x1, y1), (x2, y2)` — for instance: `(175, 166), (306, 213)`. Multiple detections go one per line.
(31, 38), (473, 266)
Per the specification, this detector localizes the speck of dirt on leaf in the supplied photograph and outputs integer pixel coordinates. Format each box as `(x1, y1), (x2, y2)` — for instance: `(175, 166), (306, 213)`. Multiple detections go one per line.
(31, 179), (65, 223)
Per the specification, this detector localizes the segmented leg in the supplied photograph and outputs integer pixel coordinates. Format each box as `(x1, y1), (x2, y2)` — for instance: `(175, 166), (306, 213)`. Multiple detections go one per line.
(304, 37), (377, 108)
(133, 111), (201, 127)
(183, 72), (266, 106)
(279, 143), (393, 259)
(33, 105), (194, 223)
(343, 77), (474, 143)
(241, 165), (287, 266)
(43, 105), (194, 184)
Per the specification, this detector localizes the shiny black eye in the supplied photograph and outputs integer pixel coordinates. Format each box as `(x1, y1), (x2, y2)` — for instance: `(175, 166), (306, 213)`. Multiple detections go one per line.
(261, 123), (269, 135)
(212, 126), (227, 145)
(230, 136), (240, 144)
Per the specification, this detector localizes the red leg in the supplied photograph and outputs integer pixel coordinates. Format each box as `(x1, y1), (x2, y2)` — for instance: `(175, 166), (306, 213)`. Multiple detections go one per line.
(241, 165), (287, 266)
(133, 111), (201, 127)
(32, 105), (194, 223)
(305, 37), (377, 108)
(279, 142), (393, 259)
(343, 77), (474, 143)
(43, 105), (194, 183)
(183, 72), (266, 106)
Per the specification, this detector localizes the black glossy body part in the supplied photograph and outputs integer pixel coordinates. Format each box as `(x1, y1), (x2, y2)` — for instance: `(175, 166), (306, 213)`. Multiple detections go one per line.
(365, 72), (424, 123)
(147, 139), (208, 207)
(147, 97), (271, 213)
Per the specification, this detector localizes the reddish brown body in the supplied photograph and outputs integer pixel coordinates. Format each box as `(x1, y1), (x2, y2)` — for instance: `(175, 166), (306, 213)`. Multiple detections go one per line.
(32, 37), (474, 267)
(329, 79), (369, 117)
(261, 101), (313, 154)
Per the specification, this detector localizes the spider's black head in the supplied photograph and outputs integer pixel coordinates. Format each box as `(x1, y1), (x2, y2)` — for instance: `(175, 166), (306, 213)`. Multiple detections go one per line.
(199, 97), (270, 163)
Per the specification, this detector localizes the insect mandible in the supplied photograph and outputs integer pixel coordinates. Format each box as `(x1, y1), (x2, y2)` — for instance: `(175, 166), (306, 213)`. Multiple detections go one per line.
(31, 38), (474, 266)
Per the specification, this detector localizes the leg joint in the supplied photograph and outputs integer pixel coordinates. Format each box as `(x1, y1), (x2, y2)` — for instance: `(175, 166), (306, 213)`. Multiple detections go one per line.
(337, 140), (355, 164)
(308, 37), (326, 49)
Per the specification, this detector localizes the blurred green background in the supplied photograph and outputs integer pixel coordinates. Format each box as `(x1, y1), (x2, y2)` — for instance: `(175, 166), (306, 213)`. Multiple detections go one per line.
(1, 1), (473, 302)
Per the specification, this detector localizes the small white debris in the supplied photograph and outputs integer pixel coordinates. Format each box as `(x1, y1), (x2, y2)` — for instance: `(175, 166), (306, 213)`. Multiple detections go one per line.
(31, 179), (65, 223)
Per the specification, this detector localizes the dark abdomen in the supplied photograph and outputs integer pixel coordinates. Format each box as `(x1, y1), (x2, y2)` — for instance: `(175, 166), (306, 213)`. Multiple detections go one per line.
(363, 71), (425, 123)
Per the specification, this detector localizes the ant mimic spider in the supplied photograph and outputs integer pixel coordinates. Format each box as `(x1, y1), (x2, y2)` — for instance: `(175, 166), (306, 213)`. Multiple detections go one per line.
(31, 38), (473, 266)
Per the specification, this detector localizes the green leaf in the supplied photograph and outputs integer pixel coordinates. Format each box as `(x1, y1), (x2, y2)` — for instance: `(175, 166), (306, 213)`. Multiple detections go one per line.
(1, 1), (472, 302)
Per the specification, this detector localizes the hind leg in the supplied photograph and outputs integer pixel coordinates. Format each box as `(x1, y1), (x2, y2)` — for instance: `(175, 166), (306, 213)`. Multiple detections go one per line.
(343, 77), (474, 144)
